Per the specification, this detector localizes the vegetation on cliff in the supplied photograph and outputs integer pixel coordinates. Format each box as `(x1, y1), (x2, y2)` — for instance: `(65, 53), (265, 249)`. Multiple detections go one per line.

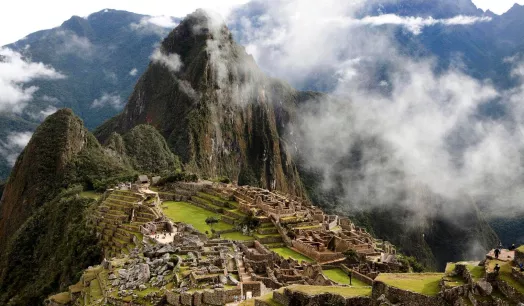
(0, 186), (101, 306)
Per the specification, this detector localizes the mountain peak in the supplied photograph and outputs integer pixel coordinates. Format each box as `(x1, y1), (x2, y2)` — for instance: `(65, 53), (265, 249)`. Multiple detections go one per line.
(0, 108), (88, 245)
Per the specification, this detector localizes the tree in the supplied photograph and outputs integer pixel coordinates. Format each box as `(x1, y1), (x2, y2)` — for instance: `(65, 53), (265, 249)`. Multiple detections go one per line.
(343, 249), (360, 264)
(205, 216), (219, 231)
(240, 211), (261, 231)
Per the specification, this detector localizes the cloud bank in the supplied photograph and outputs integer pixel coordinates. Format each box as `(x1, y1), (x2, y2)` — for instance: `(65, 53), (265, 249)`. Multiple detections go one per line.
(0, 48), (65, 113)
(227, 0), (524, 225)
(91, 93), (123, 109)
(0, 131), (33, 166)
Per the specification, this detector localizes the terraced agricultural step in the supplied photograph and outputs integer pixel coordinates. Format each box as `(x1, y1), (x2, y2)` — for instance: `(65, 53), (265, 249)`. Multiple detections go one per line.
(121, 224), (141, 232)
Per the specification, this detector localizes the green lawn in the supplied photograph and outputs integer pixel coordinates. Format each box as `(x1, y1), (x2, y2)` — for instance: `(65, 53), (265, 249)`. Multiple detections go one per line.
(221, 231), (254, 241)
(163, 201), (233, 232)
(287, 285), (372, 297)
(375, 273), (443, 296)
(163, 201), (252, 240)
(466, 265), (485, 282)
(271, 247), (313, 263)
(323, 268), (368, 286)
(80, 191), (102, 200)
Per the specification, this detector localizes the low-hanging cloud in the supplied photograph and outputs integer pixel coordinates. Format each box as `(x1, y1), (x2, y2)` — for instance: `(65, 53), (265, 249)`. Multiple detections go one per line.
(53, 30), (95, 57)
(0, 48), (65, 113)
(91, 93), (123, 110)
(349, 14), (492, 35)
(226, 0), (524, 227)
(0, 131), (33, 166)
(150, 49), (183, 73)
(130, 16), (179, 36)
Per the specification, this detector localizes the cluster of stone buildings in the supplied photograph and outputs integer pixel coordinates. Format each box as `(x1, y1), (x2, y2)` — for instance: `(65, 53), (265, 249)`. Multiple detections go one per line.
(213, 184), (398, 269)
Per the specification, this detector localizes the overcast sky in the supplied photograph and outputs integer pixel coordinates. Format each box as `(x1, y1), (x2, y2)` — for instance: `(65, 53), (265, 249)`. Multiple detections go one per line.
(0, 0), (249, 46)
(0, 0), (523, 46)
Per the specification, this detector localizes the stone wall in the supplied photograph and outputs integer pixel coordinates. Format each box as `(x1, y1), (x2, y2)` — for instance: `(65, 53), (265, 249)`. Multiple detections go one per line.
(242, 282), (263, 298)
(291, 240), (344, 263)
(515, 249), (524, 266)
(339, 264), (373, 286)
(165, 288), (242, 306)
(371, 281), (446, 306)
(496, 278), (524, 303)
(279, 288), (372, 306)
(512, 267), (524, 286)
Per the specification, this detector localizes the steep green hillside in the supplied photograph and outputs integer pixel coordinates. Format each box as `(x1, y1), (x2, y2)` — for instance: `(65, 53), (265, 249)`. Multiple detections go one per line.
(0, 9), (178, 180)
(0, 187), (101, 306)
(121, 124), (181, 174)
(0, 109), (142, 305)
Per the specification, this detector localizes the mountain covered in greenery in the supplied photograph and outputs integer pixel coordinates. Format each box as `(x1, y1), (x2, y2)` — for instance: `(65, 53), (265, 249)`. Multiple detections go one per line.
(0, 9), (179, 179)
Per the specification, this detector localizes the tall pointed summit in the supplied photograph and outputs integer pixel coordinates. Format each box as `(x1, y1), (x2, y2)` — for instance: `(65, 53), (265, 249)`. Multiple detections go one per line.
(96, 9), (306, 195)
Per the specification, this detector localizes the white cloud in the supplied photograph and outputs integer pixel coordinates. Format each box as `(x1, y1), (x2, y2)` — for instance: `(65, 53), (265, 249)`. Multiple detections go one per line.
(27, 105), (58, 121)
(129, 68), (138, 76)
(91, 93), (123, 109)
(53, 30), (94, 56)
(0, 48), (65, 113)
(0, 131), (33, 166)
(41, 95), (60, 103)
(348, 14), (492, 35)
(147, 15), (179, 28)
(150, 49), (183, 73)
(230, 0), (524, 227)
(130, 16), (178, 36)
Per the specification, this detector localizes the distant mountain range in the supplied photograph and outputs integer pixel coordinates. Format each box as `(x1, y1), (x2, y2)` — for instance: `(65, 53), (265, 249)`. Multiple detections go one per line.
(2, 1), (524, 180)
(0, 9), (179, 178)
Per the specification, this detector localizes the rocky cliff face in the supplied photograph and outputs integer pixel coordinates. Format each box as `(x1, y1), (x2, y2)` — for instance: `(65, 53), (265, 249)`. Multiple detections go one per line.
(96, 10), (304, 196)
(0, 109), (88, 245)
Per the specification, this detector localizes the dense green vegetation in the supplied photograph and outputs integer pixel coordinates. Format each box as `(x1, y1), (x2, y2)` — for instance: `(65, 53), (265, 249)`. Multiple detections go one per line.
(122, 125), (181, 175)
(0, 187), (102, 305)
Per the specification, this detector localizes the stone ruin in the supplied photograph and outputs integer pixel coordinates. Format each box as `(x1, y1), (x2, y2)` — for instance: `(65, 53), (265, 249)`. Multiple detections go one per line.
(212, 183), (399, 273)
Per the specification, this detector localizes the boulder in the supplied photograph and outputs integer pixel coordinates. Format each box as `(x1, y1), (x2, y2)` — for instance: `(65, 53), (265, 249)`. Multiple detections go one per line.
(119, 269), (129, 280)
(476, 280), (493, 296)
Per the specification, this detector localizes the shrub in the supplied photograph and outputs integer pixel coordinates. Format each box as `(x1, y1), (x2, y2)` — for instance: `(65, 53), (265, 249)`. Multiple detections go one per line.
(156, 171), (198, 186)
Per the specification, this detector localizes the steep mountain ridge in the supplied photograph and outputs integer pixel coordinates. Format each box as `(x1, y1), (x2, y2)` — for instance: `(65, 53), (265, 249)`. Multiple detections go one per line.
(0, 108), (184, 305)
(0, 109), (88, 245)
(96, 10), (305, 196)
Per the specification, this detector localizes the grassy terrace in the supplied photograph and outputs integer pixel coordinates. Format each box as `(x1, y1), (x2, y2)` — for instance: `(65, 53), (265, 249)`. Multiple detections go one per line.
(443, 263), (466, 287)
(286, 285), (372, 297)
(375, 273), (443, 296)
(271, 247), (313, 263)
(162, 201), (252, 240)
(323, 268), (369, 287)
(488, 260), (524, 293)
(466, 265), (485, 282)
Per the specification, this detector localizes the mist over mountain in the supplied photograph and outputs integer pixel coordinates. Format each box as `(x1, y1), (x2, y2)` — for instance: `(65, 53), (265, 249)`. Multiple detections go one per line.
(0, 9), (179, 178)
(2, 0), (524, 274)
